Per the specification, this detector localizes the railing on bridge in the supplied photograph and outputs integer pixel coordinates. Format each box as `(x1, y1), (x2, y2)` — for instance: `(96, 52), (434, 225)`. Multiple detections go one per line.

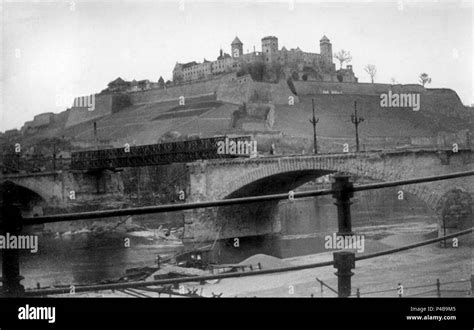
(0, 170), (473, 297)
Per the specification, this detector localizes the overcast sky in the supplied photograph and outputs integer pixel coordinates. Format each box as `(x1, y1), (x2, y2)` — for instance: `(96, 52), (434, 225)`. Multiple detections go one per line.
(1, 0), (472, 131)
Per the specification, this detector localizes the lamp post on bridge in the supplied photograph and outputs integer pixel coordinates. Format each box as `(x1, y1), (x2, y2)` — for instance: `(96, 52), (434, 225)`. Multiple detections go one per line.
(351, 101), (364, 152)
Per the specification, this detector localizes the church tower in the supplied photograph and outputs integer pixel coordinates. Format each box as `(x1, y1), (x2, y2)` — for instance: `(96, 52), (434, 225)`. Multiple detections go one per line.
(319, 35), (333, 67)
(231, 36), (243, 58)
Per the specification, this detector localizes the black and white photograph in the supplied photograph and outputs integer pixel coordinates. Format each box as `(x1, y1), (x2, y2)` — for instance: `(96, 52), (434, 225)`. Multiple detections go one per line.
(0, 0), (472, 328)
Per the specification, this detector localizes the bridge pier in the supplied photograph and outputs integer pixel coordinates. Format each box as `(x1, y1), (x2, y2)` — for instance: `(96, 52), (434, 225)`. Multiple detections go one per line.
(183, 201), (281, 243)
(437, 188), (473, 247)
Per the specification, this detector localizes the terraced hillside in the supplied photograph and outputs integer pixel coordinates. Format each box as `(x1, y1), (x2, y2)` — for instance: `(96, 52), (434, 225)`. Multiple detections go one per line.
(276, 94), (466, 136)
(5, 80), (472, 154)
(61, 94), (239, 147)
(272, 93), (472, 152)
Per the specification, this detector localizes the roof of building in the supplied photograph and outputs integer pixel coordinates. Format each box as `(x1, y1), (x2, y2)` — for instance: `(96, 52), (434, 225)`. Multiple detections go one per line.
(231, 36), (243, 45)
(108, 77), (129, 86)
(262, 36), (278, 40)
(218, 52), (232, 60)
(320, 35), (330, 42)
(182, 61), (198, 69)
(286, 47), (303, 53)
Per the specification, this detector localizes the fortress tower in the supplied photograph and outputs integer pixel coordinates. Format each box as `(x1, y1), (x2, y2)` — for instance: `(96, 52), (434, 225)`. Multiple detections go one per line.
(319, 35), (333, 67)
(262, 36), (279, 63)
(172, 34), (354, 83)
(231, 36), (243, 58)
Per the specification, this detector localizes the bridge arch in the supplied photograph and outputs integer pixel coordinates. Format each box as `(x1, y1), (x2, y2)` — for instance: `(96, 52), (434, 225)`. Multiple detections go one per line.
(0, 180), (48, 217)
(226, 169), (334, 198)
(217, 154), (468, 215)
(188, 151), (474, 242)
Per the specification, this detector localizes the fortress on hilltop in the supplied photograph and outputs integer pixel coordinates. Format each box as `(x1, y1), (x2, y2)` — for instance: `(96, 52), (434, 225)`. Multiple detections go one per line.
(3, 33), (471, 153)
(97, 35), (358, 96)
(172, 35), (358, 84)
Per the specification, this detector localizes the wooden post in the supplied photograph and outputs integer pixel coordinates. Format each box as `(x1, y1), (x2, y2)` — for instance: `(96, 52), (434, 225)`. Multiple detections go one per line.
(351, 101), (364, 152)
(309, 99), (319, 154)
(0, 199), (25, 296)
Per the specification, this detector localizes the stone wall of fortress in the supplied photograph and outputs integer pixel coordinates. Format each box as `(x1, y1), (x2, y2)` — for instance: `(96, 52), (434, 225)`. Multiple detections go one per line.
(293, 81), (426, 95)
(128, 73), (296, 106)
(126, 73), (254, 105)
(64, 76), (469, 128)
(216, 74), (299, 105)
(65, 93), (132, 128)
(128, 75), (232, 105)
(249, 80), (299, 105)
(293, 81), (469, 117)
(65, 93), (114, 128)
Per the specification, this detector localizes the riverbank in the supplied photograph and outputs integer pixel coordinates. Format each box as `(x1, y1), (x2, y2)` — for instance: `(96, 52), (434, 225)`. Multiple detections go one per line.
(52, 233), (472, 298)
(192, 234), (472, 298)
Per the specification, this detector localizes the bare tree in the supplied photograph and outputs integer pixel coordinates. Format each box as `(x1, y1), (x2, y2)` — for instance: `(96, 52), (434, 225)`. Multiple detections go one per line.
(158, 76), (165, 88)
(390, 77), (398, 85)
(419, 73), (432, 87)
(364, 64), (377, 83)
(334, 49), (352, 70)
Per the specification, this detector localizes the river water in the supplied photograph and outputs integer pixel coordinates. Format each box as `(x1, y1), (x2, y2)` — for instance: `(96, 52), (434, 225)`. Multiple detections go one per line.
(1, 187), (438, 290)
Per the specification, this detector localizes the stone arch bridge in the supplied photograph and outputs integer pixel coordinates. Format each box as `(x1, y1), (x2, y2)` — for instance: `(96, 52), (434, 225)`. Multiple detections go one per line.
(1, 149), (472, 242)
(184, 149), (473, 242)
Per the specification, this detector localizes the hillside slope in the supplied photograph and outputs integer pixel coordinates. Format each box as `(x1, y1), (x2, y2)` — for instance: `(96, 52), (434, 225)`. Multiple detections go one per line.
(4, 80), (472, 153)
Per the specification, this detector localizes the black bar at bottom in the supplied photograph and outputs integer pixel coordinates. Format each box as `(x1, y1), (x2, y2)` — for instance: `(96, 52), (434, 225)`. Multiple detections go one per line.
(0, 298), (471, 329)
